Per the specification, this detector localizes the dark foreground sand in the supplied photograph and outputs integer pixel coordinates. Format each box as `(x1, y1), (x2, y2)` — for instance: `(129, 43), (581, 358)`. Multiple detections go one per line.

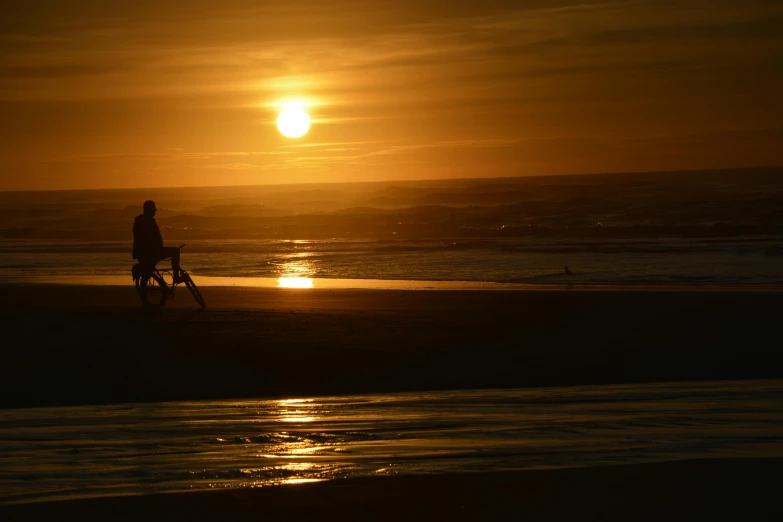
(1, 284), (781, 408)
(2, 458), (781, 521)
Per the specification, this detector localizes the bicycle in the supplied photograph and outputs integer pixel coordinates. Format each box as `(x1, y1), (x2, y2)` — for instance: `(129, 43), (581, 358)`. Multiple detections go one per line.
(132, 245), (206, 309)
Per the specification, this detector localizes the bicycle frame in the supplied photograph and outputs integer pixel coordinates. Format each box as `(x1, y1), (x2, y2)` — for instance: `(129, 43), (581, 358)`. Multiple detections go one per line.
(149, 268), (180, 299)
(134, 244), (206, 308)
(153, 243), (187, 293)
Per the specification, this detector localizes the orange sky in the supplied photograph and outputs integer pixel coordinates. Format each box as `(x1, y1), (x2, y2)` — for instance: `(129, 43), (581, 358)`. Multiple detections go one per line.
(1, 0), (782, 190)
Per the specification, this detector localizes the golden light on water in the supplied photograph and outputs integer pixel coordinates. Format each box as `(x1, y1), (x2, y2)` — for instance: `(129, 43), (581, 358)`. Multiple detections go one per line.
(275, 253), (316, 288)
(276, 398), (318, 423)
(280, 415), (316, 423)
(282, 478), (326, 485)
(278, 277), (313, 288)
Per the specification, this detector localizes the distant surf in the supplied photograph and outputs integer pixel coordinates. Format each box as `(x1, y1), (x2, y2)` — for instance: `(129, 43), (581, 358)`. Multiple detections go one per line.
(2, 168), (783, 287)
(1, 236), (782, 287)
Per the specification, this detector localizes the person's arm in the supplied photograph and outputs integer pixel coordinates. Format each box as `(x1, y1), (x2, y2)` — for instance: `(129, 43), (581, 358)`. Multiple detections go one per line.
(132, 219), (138, 259)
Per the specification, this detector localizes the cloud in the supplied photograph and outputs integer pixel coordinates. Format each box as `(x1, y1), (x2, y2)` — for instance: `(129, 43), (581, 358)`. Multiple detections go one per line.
(0, 63), (127, 79)
(586, 14), (783, 45)
(2, 1), (783, 189)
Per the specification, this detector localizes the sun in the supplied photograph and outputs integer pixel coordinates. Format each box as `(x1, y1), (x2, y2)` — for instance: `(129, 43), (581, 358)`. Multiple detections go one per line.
(277, 107), (311, 138)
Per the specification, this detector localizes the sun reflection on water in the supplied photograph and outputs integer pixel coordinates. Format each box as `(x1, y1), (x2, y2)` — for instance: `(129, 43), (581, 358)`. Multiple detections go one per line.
(276, 399), (318, 422)
(275, 255), (316, 288)
(279, 415), (315, 422)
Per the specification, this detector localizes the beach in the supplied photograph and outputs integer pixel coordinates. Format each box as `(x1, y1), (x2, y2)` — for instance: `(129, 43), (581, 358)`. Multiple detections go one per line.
(4, 0), (783, 516)
(2, 458), (781, 520)
(2, 284), (781, 408)
(3, 283), (782, 518)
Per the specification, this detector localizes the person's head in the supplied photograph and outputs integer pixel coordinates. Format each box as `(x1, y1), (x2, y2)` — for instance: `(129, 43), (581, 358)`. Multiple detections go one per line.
(143, 200), (157, 217)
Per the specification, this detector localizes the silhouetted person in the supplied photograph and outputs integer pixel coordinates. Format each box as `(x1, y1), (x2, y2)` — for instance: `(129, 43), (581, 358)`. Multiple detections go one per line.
(133, 200), (183, 282)
(564, 266), (574, 278)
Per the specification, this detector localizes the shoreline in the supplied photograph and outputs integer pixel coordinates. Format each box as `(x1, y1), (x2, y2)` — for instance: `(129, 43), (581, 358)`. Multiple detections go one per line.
(2, 458), (781, 519)
(2, 275), (783, 292)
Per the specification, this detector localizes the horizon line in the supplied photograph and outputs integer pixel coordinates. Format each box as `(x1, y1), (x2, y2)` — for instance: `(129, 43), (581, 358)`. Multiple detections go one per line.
(2, 165), (781, 195)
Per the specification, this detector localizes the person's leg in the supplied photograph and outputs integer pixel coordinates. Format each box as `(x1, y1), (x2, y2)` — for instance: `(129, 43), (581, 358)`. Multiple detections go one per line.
(158, 247), (181, 277)
(172, 248), (181, 274)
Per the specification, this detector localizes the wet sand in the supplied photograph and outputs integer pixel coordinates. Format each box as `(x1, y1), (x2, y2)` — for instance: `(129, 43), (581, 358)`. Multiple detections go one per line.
(2, 458), (780, 521)
(1, 284), (781, 408)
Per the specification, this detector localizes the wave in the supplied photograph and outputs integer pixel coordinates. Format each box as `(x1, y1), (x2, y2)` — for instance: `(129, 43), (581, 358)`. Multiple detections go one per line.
(2, 235), (783, 286)
(3, 237), (782, 256)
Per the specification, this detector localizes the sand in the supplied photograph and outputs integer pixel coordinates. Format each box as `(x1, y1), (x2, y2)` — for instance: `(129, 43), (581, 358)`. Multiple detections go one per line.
(2, 458), (781, 520)
(3, 284), (782, 518)
(1, 284), (781, 408)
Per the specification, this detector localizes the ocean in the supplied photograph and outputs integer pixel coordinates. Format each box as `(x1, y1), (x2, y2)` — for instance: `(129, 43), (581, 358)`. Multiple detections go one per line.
(1, 236), (782, 287)
(2, 168), (782, 287)
(2, 379), (782, 504)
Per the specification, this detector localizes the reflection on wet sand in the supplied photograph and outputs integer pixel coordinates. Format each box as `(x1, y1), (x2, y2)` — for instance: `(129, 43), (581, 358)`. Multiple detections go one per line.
(278, 277), (313, 288)
(2, 380), (782, 503)
(20, 273), (779, 292)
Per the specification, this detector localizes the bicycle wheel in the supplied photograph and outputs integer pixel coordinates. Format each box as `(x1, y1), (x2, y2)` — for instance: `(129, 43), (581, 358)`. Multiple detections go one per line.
(136, 272), (168, 307)
(183, 272), (206, 309)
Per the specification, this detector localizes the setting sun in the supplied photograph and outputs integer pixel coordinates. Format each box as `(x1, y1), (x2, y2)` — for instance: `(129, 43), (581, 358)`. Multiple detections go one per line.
(276, 107), (311, 138)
